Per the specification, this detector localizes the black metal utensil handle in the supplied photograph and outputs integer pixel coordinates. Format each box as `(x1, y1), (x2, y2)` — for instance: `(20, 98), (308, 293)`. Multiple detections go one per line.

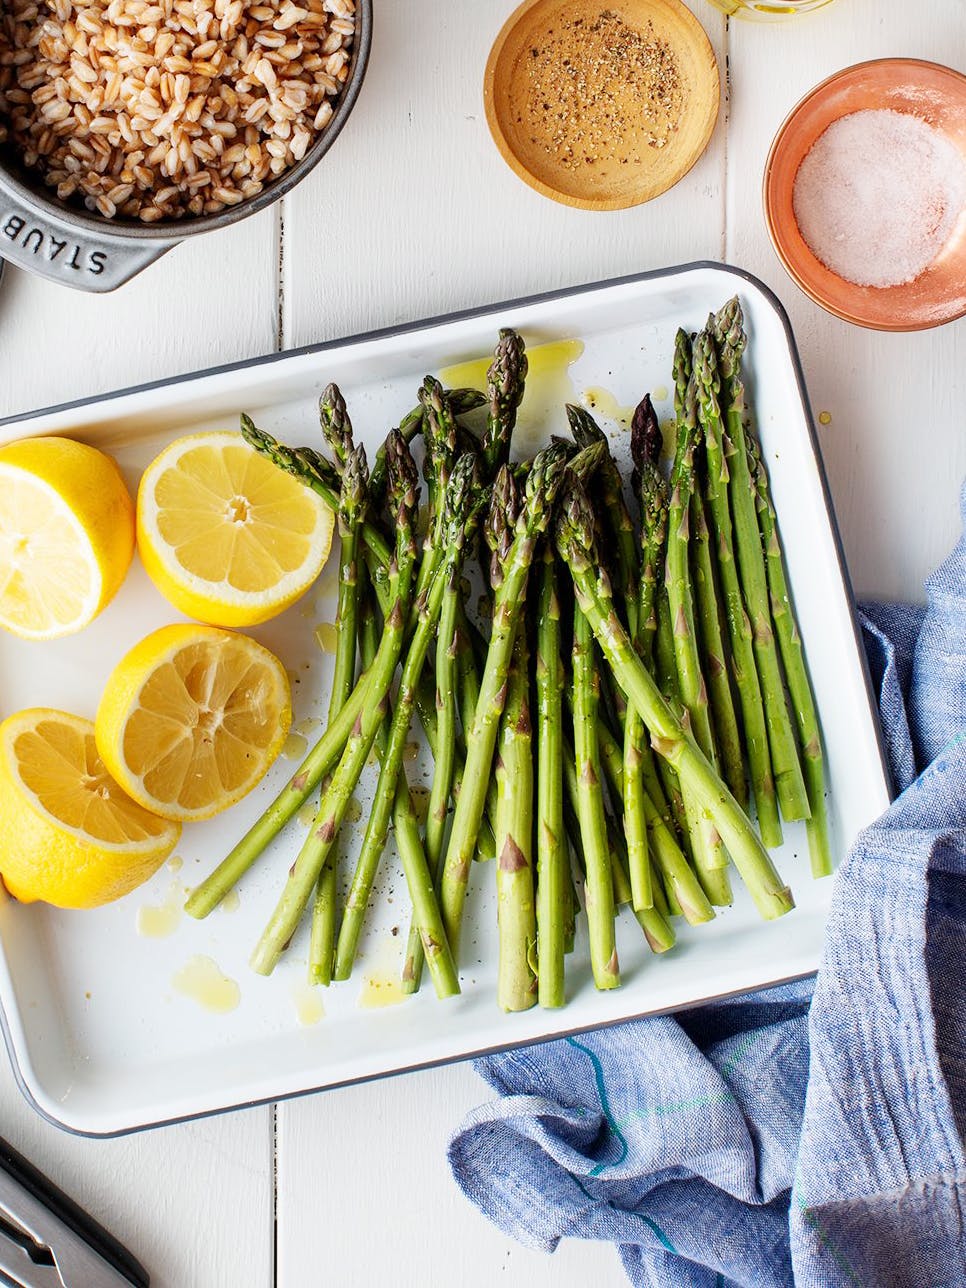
(0, 1138), (149, 1287)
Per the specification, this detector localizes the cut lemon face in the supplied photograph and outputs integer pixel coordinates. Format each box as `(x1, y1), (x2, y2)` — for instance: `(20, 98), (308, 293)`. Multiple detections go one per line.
(95, 623), (292, 822)
(0, 436), (135, 640)
(0, 709), (180, 909)
(137, 431), (334, 627)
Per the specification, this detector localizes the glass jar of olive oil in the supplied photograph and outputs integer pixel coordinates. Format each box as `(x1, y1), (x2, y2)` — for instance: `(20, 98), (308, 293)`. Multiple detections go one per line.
(706, 0), (834, 17)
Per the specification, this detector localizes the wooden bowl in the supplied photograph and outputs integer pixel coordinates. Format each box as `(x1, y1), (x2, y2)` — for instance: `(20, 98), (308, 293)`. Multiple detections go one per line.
(764, 59), (966, 331)
(483, 0), (719, 211)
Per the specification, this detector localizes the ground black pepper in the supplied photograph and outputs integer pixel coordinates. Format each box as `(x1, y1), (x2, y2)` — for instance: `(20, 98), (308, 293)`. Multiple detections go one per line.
(522, 9), (684, 173)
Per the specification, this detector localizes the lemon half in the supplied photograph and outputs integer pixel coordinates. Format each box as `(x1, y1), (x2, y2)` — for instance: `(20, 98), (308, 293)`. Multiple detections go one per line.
(0, 436), (135, 640)
(95, 623), (292, 822)
(0, 709), (180, 909)
(137, 431), (334, 627)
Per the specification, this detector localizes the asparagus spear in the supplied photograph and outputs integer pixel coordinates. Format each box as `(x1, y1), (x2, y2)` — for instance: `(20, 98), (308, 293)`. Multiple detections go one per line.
(746, 432), (832, 877)
(334, 454), (481, 991)
(241, 415), (394, 572)
(630, 396), (689, 841)
(483, 328), (527, 479)
(667, 335), (718, 767)
(248, 434), (420, 976)
(690, 332), (782, 850)
(561, 745), (675, 952)
(367, 386), (485, 506)
(668, 340), (731, 905)
(390, 767), (458, 999)
(608, 830), (675, 953)
(694, 327), (809, 825)
(534, 543), (567, 1008)
(593, 712), (714, 925)
(185, 672), (369, 918)
(415, 376), (459, 601)
(620, 698), (652, 911)
(328, 445), (367, 717)
(691, 486), (746, 806)
(439, 443), (571, 962)
(565, 404), (640, 636)
(555, 480), (795, 921)
(309, 443), (369, 985)
(250, 638), (394, 977)
(318, 382), (353, 470)
(354, 571), (473, 996)
(571, 601), (620, 989)
(424, 560), (460, 875)
(564, 401), (652, 910)
(631, 394), (667, 662)
(494, 629), (537, 1012)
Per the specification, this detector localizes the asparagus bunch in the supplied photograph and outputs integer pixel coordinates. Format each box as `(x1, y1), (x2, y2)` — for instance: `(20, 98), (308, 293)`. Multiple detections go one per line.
(185, 303), (829, 1014)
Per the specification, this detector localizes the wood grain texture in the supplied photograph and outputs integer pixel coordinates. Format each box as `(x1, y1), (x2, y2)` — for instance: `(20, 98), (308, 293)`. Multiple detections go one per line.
(726, 1), (966, 602)
(279, 0), (727, 348)
(0, 206), (280, 418)
(275, 1061), (617, 1287)
(0, 1057), (274, 1288)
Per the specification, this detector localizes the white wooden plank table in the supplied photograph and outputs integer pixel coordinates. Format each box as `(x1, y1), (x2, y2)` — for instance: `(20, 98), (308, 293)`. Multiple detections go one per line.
(0, 1), (963, 1284)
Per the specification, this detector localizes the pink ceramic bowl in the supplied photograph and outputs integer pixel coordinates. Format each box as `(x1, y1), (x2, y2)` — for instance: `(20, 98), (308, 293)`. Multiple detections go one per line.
(764, 58), (966, 331)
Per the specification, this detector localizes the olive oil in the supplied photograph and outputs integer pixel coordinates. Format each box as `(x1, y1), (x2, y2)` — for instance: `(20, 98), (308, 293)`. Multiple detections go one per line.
(137, 880), (184, 938)
(580, 386), (636, 428)
(439, 338), (585, 454)
(292, 982), (325, 1026)
(172, 955), (240, 1013)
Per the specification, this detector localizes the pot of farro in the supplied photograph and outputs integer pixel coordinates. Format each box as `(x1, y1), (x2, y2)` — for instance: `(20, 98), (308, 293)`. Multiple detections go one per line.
(0, 0), (370, 292)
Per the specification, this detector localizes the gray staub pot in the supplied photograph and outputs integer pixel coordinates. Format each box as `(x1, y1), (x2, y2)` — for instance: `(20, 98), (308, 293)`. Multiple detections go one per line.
(0, 1), (370, 293)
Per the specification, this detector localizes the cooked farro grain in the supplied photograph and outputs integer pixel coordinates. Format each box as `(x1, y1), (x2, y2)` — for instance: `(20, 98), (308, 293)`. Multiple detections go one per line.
(0, 0), (355, 221)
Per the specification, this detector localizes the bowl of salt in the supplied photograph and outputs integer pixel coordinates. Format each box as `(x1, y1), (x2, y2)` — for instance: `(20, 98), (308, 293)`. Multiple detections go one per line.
(764, 58), (966, 331)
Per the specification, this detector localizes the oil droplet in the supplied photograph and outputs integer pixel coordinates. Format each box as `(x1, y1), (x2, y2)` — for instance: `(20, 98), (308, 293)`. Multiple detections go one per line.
(653, 384), (669, 402)
(281, 732), (308, 761)
(403, 740), (419, 762)
(359, 975), (406, 1009)
(439, 354), (489, 391)
(358, 933), (408, 1009)
(137, 880), (184, 938)
(293, 982), (325, 1026)
(172, 955), (240, 1013)
(410, 785), (431, 824)
(298, 799), (318, 827)
(295, 716), (320, 738)
(315, 561), (340, 598)
(167, 854), (183, 873)
(580, 386), (636, 428)
(345, 796), (362, 825)
(220, 888), (240, 913)
(439, 339), (585, 450)
(819, 411), (832, 425)
(314, 622), (338, 654)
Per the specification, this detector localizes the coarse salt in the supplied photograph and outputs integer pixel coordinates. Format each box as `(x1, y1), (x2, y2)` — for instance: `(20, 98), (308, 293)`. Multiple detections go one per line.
(792, 108), (966, 288)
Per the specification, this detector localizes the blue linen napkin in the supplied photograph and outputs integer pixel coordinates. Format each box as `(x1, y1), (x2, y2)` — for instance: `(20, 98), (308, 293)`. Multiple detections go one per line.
(448, 484), (966, 1287)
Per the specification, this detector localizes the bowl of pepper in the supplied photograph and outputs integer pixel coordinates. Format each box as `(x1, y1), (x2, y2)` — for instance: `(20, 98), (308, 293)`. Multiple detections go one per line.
(483, 0), (719, 211)
(764, 58), (966, 331)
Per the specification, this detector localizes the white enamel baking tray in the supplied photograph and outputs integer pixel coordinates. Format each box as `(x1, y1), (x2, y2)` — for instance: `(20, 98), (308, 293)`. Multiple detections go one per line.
(0, 263), (890, 1136)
